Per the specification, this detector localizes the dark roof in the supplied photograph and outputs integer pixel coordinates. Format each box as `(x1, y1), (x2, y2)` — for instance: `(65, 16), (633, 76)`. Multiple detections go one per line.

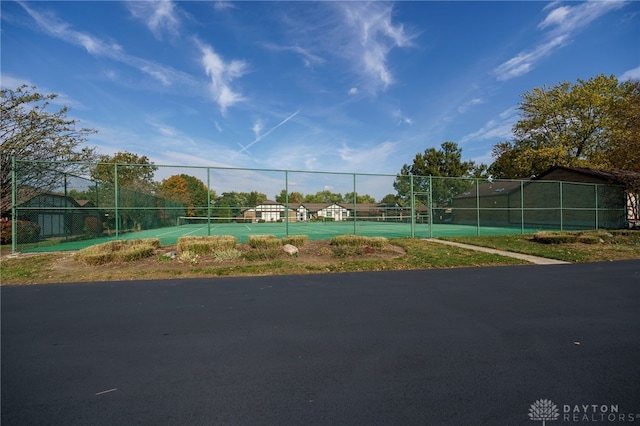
(534, 166), (640, 185)
(453, 180), (525, 199)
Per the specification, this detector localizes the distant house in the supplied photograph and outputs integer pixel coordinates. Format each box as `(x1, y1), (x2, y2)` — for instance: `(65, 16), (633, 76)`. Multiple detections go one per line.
(242, 200), (296, 223)
(15, 190), (103, 238)
(451, 166), (635, 229)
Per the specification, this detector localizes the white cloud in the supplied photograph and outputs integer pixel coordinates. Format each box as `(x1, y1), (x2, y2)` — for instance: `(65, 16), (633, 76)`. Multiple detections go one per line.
(495, 1), (628, 81)
(495, 35), (568, 81)
(261, 43), (325, 68)
(0, 73), (86, 109)
(339, 2), (416, 92)
(213, 2), (237, 12)
(252, 120), (264, 139)
(460, 108), (518, 145)
(338, 141), (399, 168)
(457, 98), (484, 114)
(619, 65), (640, 81)
(127, 0), (180, 39)
(196, 40), (248, 114)
(538, 5), (571, 29)
(392, 109), (413, 126)
(18, 1), (194, 87)
(348, 87), (359, 95)
(0, 74), (31, 90)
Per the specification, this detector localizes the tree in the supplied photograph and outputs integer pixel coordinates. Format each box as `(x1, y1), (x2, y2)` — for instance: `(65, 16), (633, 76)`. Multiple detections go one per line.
(344, 192), (376, 204)
(393, 142), (481, 206)
(275, 190), (304, 203)
(159, 175), (191, 206)
(91, 151), (157, 190)
(1, 85), (97, 216)
(380, 193), (400, 204)
(90, 151), (158, 230)
(160, 174), (211, 217)
(241, 191), (267, 207)
(304, 190), (344, 204)
(489, 74), (640, 178)
(607, 79), (640, 172)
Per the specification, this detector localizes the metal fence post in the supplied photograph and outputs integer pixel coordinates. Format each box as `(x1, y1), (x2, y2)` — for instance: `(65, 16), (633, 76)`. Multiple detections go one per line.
(285, 170), (289, 236)
(410, 174), (415, 238)
(428, 175), (433, 238)
(114, 163), (119, 239)
(520, 180), (524, 234)
(559, 181), (563, 231)
(476, 178), (480, 236)
(353, 173), (357, 235)
(207, 167), (211, 236)
(595, 184), (599, 230)
(11, 157), (17, 254)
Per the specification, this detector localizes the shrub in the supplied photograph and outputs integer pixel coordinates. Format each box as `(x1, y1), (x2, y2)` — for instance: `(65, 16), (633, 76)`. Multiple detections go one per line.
(177, 235), (236, 255)
(248, 235), (280, 249)
(330, 235), (388, 257)
(243, 247), (283, 261)
(178, 250), (200, 265)
(74, 239), (158, 265)
(532, 232), (578, 244)
(533, 231), (611, 245)
(213, 249), (242, 262)
(0, 218), (41, 245)
(282, 235), (308, 247)
(84, 216), (103, 237)
(331, 235), (387, 248)
(332, 245), (363, 257)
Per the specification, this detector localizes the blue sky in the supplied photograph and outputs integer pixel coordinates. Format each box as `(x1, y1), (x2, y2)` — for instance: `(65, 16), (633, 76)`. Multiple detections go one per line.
(2, 0), (639, 182)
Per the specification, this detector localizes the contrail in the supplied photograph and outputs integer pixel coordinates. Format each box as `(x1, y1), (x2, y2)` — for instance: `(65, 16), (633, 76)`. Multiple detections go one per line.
(234, 109), (300, 156)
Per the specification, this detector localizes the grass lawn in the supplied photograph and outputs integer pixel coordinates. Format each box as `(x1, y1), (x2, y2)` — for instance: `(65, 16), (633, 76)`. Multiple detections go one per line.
(444, 230), (640, 262)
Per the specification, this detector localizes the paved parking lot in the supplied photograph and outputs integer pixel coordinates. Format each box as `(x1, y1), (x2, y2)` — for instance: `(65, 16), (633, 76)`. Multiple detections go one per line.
(2, 260), (640, 425)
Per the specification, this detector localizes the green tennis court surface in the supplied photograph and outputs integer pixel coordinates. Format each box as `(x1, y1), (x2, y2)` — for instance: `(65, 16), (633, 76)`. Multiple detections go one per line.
(22, 221), (546, 253)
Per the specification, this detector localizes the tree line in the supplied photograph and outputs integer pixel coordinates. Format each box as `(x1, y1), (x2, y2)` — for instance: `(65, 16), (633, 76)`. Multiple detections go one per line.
(2, 74), (638, 217)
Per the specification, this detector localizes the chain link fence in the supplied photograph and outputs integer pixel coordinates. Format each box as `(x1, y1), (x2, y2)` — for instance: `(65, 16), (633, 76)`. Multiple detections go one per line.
(4, 159), (629, 252)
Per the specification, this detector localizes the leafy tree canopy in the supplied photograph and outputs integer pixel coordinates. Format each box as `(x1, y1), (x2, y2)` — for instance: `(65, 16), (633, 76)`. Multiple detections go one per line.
(1, 85), (97, 215)
(160, 174), (209, 216)
(489, 74), (640, 178)
(91, 151), (158, 190)
(394, 142), (484, 206)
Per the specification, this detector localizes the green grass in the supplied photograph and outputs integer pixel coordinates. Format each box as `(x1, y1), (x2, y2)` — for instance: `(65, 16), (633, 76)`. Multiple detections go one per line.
(0, 254), (59, 282)
(443, 230), (640, 262)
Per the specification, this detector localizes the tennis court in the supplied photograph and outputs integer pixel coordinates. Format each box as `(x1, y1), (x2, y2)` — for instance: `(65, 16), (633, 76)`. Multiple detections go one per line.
(23, 220), (544, 253)
(10, 159), (627, 253)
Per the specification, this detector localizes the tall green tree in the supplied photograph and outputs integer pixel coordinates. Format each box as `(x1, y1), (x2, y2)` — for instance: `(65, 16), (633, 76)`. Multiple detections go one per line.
(91, 151), (157, 191)
(275, 190), (304, 203)
(160, 174), (210, 217)
(1, 85), (97, 216)
(344, 192), (376, 204)
(304, 190), (344, 204)
(607, 79), (640, 172)
(489, 74), (640, 178)
(393, 142), (481, 206)
(90, 151), (158, 230)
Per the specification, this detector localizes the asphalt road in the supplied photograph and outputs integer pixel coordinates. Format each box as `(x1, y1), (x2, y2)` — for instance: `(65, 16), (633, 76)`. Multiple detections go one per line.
(2, 261), (640, 426)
